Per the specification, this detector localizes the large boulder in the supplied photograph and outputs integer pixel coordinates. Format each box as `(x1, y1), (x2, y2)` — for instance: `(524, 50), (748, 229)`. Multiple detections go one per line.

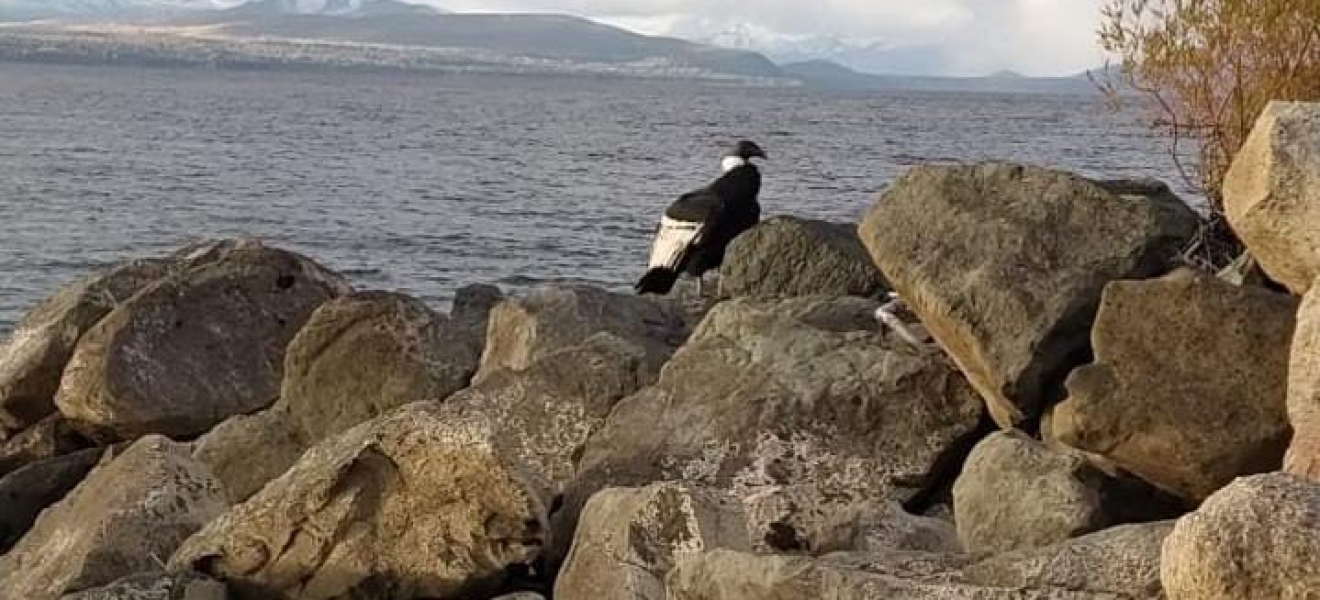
(59, 571), (228, 600)
(1222, 101), (1320, 294)
(568, 296), (984, 556)
(193, 289), (492, 504)
(1286, 283), (1320, 480)
(190, 407), (303, 504)
(554, 483), (752, 600)
(0, 259), (170, 434)
(56, 240), (349, 440)
(0, 436), (227, 600)
(953, 430), (1183, 554)
(859, 164), (1198, 427)
(445, 333), (650, 494)
(963, 521), (1174, 598)
(852, 503), (961, 554)
(719, 216), (887, 299)
(665, 550), (1121, 599)
(476, 285), (688, 384)
(279, 290), (481, 443)
(450, 282), (505, 354)
(171, 403), (548, 600)
(1161, 472), (1320, 600)
(0, 413), (92, 477)
(0, 447), (104, 553)
(1051, 271), (1297, 500)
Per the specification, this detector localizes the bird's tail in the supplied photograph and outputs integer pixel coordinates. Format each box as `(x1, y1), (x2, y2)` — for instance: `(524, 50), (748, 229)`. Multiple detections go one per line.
(635, 267), (679, 295)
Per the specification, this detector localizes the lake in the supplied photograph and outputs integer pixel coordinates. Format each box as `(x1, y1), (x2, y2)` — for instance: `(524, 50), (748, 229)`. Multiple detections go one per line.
(0, 61), (1189, 334)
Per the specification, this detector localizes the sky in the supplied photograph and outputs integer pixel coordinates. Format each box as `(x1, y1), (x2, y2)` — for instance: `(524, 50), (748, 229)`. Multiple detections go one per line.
(423, 0), (1109, 76)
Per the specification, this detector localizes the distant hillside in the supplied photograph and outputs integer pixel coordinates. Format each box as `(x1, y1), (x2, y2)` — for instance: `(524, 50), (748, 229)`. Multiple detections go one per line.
(166, 1), (781, 78)
(226, 0), (441, 18)
(782, 59), (1103, 95)
(0, 0), (224, 21)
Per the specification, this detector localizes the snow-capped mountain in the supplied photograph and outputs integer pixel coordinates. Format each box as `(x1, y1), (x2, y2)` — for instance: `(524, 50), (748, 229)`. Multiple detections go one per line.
(677, 19), (953, 77)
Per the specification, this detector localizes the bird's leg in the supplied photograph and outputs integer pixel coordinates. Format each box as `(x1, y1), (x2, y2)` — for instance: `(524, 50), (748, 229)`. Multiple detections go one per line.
(695, 275), (705, 299)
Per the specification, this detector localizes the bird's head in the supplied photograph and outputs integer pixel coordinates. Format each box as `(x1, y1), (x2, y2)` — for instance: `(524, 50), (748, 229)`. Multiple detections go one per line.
(721, 140), (766, 172)
(731, 140), (766, 160)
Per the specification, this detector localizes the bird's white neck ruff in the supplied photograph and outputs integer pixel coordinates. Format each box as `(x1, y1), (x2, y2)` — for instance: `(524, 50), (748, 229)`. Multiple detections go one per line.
(721, 156), (747, 172)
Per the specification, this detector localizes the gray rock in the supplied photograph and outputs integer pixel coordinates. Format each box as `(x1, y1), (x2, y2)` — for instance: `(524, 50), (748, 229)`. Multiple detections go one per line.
(172, 403), (548, 600)
(963, 521), (1174, 598)
(1161, 473), (1320, 600)
(719, 216), (887, 299)
(859, 163), (1198, 427)
(0, 413), (92, 477)
(445, 333), (650, 494)
(55, 240), (350, 440)
(953, 430), (1183, 554)
(554, 483), (751, 600)
(0, 436), (228, 600)
(1223, 101), (1320, 294)
(1051, 271), (1297, 500)
(0, 259), (170, 435)
(476, 284), (688, 384)
(59, 571), (228, 600)
(451, 282), (504, 354)
(0, 447), (104, 553)
(567, 296), (983, 558)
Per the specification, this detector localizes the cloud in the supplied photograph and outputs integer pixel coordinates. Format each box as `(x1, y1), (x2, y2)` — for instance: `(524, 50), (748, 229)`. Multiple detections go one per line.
(422, 0), (1106, 76)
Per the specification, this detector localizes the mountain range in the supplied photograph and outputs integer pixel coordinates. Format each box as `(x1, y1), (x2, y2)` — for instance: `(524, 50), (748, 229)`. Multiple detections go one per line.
(0, 0), (1105, 92)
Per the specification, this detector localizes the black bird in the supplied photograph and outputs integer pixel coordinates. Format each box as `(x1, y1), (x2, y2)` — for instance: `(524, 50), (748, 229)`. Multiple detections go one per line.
(635, 140), (766, 296)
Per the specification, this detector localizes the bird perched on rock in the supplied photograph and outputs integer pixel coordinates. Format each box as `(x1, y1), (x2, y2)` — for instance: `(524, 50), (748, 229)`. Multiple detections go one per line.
(635, 140), (765, 296)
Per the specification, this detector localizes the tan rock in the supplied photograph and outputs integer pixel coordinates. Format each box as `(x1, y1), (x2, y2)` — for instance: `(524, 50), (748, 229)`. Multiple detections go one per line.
(852, 503), (961, 554)
(56, 240), (349, 440)
(0, 259), (170, 434)
(1223, 101), (1320, 294)
(477, 285), (688, 384)
(1052, 271), (1296, 500)
(172, 403), (548, 600)
(1161, 472), (1320, 600)
(963, 521), (1174, 598)
(59, 571), (228, 600)
(1287, 283), (1320, 481)
(191, 407), (303, 504)
(279, 290), (479, 443)
(953, 430), (1183, 554)
(554, 483), (751, 600)
(445, 333), (649, 493)
(859, 164), (1198, 427)
(0, 436), (227, 600)
(666, 550), (1124, 599)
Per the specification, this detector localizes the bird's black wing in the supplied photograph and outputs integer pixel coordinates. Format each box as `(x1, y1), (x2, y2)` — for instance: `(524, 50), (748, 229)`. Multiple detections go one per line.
(645, 188), (725, 270)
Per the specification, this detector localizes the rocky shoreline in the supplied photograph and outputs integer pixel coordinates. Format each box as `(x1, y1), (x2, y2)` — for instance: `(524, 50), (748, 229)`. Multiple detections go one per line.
(1, 101), (1318, 600)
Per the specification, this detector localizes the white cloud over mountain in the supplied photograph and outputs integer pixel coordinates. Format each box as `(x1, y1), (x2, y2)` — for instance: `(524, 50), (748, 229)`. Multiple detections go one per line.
(425, 0), (1107, 76)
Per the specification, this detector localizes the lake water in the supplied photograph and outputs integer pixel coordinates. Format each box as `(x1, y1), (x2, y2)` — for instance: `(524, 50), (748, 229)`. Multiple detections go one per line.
(0, 61), (1190, 335)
